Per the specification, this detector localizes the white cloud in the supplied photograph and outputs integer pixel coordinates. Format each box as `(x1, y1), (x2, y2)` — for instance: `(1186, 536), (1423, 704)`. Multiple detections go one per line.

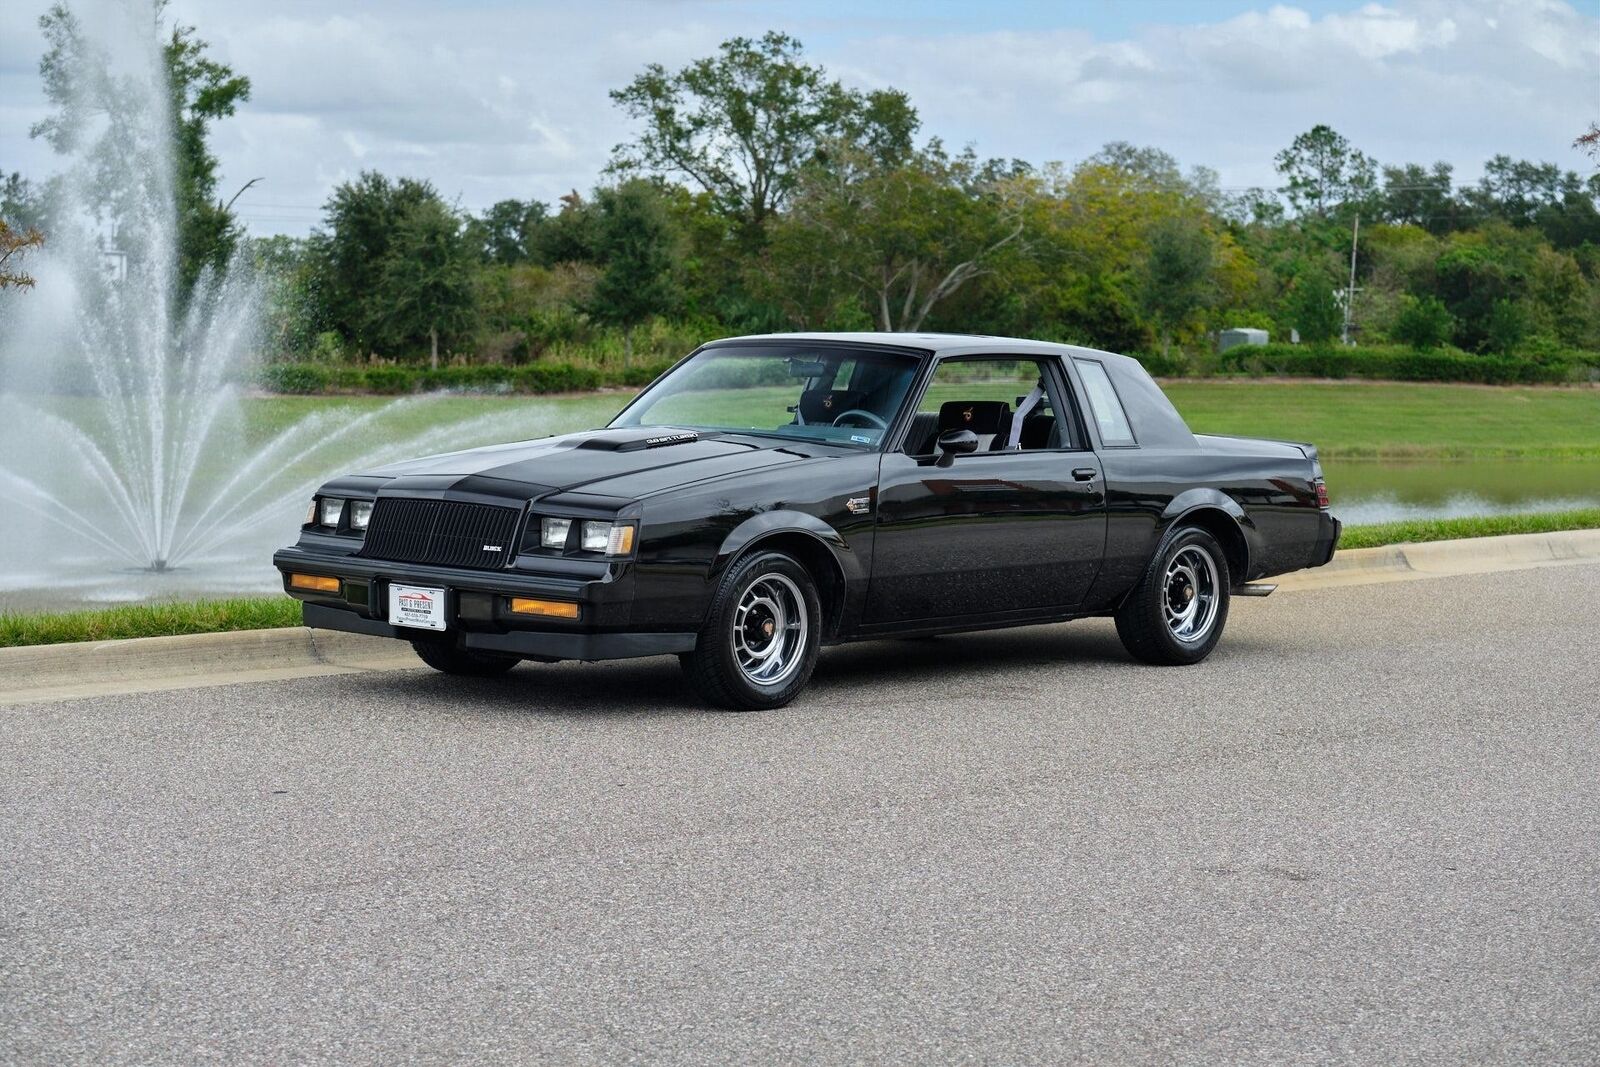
(0, 0), (1592, 235)
(837, 0), (1597, 195)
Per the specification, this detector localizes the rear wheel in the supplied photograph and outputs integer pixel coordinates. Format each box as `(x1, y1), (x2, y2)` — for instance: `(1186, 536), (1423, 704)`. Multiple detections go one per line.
(411, 639), (520, 677)
(1114, 526), (1231, 665)
(680, 550), (821, 711)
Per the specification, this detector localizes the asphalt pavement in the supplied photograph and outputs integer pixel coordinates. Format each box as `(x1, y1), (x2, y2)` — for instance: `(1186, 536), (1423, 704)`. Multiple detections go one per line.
(3, 564), (1598, 1065)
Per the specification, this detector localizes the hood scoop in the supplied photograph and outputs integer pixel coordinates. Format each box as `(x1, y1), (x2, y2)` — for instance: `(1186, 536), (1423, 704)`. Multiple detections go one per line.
(574, 428), (704, 453)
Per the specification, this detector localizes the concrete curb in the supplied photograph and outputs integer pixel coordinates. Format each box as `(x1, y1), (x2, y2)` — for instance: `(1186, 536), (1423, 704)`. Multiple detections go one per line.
(1275, 527), (1600, 591)
(4, 527), (1598, 705)
(0, 627), (414, 706)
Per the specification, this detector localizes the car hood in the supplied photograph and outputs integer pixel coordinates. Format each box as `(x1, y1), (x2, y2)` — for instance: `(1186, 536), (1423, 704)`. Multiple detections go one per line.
(348, 426), (818, 502)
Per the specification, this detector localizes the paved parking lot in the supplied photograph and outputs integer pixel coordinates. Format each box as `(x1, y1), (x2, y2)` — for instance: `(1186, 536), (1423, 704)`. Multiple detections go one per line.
(3, 564), (1598, 1064)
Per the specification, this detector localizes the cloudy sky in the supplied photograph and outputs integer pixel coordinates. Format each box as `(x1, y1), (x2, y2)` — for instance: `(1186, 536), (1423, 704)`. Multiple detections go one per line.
(1, 0), (1595, 236)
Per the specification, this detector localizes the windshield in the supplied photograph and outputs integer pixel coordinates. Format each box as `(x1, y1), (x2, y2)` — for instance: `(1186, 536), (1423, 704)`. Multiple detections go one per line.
(610, 343), (923, 449)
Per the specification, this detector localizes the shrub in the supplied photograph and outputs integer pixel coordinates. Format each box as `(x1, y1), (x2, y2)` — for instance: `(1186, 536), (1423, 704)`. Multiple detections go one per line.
(1132, 351), (1190, 377)
(1390, 296), (1454, 351)
(514, 362), (602, 393)
(257, 363), (331, 394)
(1219, 343), (1571, 384)
(361, 366), (414, 394)
(416, 365), (516, 392)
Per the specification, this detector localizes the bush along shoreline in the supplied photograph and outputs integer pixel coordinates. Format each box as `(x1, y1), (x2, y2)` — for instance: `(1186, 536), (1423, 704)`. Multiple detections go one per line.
(251, 343), (1600, 396)
(1203, 343), (1600, 385)
(255, 358), (677, 395)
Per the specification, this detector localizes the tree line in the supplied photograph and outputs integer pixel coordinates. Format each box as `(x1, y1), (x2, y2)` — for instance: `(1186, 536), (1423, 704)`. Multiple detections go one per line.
(4, 17), (1599, 373)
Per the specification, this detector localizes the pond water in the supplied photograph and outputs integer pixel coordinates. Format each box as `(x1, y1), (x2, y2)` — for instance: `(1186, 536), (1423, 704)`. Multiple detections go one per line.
(1324, 458), (1600, 525)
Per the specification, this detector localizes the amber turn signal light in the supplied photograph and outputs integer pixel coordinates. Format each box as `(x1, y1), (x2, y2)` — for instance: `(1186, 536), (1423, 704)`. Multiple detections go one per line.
(289, 573), (341, 593)
(508, 597), (580, 619)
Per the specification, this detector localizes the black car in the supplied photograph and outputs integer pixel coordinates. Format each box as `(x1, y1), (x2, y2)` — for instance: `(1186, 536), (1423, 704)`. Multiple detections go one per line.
(275, 334), (1340, 709)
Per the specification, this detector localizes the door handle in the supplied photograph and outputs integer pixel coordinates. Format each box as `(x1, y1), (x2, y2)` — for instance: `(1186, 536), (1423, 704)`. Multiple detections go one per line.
(1072, 467), (1098, 482)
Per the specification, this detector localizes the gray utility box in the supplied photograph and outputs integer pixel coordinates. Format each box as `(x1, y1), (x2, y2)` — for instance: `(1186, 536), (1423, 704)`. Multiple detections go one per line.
(1219, 328), (1269, 351)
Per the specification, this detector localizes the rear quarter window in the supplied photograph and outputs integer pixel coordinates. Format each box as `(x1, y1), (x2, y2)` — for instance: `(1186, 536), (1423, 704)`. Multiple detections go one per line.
(1074, 359), (1136, 446)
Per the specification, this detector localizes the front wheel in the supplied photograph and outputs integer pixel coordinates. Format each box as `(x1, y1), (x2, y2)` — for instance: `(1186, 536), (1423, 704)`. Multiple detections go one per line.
(411, 639), (520, 677)
(680, 550), (821, 710)
(1114, 527), (1231, 665)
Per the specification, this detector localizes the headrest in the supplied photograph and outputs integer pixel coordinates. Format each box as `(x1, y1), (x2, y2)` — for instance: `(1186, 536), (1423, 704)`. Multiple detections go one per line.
(938, 400), (1010, 434)
(797, 388), (863, 424)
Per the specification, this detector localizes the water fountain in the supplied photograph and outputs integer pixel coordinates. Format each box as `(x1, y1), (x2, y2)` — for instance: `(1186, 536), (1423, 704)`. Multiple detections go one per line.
(0, 2), (591, 612)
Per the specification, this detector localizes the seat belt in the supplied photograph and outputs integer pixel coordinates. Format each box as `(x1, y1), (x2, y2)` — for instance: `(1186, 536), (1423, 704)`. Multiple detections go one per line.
(1006, 383), (1046, 449)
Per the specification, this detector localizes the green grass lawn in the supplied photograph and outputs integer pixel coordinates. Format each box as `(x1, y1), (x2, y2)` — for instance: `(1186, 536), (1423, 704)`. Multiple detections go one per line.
(38, 378), (1600, 461)
(245, 379), (1600, 460)
(0, 597), (301, 647)
(1335, 508), (1600, 549)
(1162, 381), (1600, 458)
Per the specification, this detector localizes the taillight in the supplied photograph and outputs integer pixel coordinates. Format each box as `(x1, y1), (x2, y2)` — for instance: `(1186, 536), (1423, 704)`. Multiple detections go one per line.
(1314, 477), (1330, 509)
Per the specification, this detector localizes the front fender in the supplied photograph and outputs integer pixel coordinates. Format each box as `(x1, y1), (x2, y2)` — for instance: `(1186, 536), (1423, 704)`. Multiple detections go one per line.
(711, 510), (863, 585)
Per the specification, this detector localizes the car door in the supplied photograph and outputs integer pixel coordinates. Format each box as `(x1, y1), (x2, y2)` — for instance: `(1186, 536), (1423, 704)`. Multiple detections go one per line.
(863, 354), (1107, 625)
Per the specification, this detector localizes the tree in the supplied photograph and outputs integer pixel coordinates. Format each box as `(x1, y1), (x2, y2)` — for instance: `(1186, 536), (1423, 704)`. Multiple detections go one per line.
(1139, 214), (1216, 354)
(1274, 125), (1377, 220)
(609, 31), (917, 238)
(0, 171), (47, 233)
(1482, 298), (1527, 356)
(376, 198), (477, 368)
(1433, 225), (1533, 353)
(308, 172), (440, 352)
(1286, 266), (1342, 343)
(778, 142), (1026, 332)
(467, 198), (548, 264)
(0, 219), (45, 290)
(1389, 295), (1453, 350)
(33, 1), (250, 295)
(587, 181), (679, 364)
(534, 191), (599, 265)
(1378, 162), (1458, 233)
(1576, 122), (1600, 164)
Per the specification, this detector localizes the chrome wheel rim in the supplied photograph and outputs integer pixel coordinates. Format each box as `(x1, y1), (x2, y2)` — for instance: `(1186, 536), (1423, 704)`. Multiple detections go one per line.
(731, 573), (808, 686)
(1163, 545), (1220, 644)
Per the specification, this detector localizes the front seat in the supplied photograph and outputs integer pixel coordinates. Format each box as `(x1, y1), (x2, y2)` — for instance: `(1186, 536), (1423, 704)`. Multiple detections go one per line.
(936, 400), (1011, 451)
(796, 387), (865, 426)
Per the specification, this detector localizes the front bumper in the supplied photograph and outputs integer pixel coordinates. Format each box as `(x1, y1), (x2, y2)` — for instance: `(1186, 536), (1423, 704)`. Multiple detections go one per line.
(272, 546), (695, 662)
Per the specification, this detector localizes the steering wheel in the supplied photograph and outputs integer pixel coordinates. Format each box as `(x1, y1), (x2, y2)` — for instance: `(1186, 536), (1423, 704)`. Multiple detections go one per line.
(831, 409), (887, 431)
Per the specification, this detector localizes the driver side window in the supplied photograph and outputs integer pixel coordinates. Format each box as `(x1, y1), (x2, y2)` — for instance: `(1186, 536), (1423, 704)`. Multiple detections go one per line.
(902, 359), (1068, 455)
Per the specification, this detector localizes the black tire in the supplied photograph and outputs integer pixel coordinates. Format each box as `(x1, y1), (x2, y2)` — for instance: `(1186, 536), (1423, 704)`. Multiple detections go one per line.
(411, 639), (520, 677)
(680, 550), (822, 711)
(1114, 526), (1231, 666)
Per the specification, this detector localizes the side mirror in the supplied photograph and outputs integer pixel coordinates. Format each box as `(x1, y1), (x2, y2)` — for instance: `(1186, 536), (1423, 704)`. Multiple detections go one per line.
(935, 429), (979, 466)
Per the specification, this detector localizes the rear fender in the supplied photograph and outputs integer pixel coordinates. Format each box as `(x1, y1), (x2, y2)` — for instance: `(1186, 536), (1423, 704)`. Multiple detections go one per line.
(1158, 490), (1256, 585)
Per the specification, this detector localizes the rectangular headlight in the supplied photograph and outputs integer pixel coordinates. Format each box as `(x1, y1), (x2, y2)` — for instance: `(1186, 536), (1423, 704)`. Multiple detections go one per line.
(581, 520), (612, 553)
(541, 517), (572, 549)
(319, 498), (345, 527)
(348, 500), (373, 531)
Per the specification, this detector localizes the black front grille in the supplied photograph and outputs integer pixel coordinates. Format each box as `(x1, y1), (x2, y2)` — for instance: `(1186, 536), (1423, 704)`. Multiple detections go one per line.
(358, 497), (521, 569)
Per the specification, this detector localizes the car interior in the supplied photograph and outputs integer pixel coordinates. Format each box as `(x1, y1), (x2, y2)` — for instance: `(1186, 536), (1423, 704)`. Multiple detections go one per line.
(901, 359), (1070, 455)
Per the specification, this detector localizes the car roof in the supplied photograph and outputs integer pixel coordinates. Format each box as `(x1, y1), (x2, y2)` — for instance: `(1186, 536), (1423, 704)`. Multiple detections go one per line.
(707, 331), (1144, 369)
